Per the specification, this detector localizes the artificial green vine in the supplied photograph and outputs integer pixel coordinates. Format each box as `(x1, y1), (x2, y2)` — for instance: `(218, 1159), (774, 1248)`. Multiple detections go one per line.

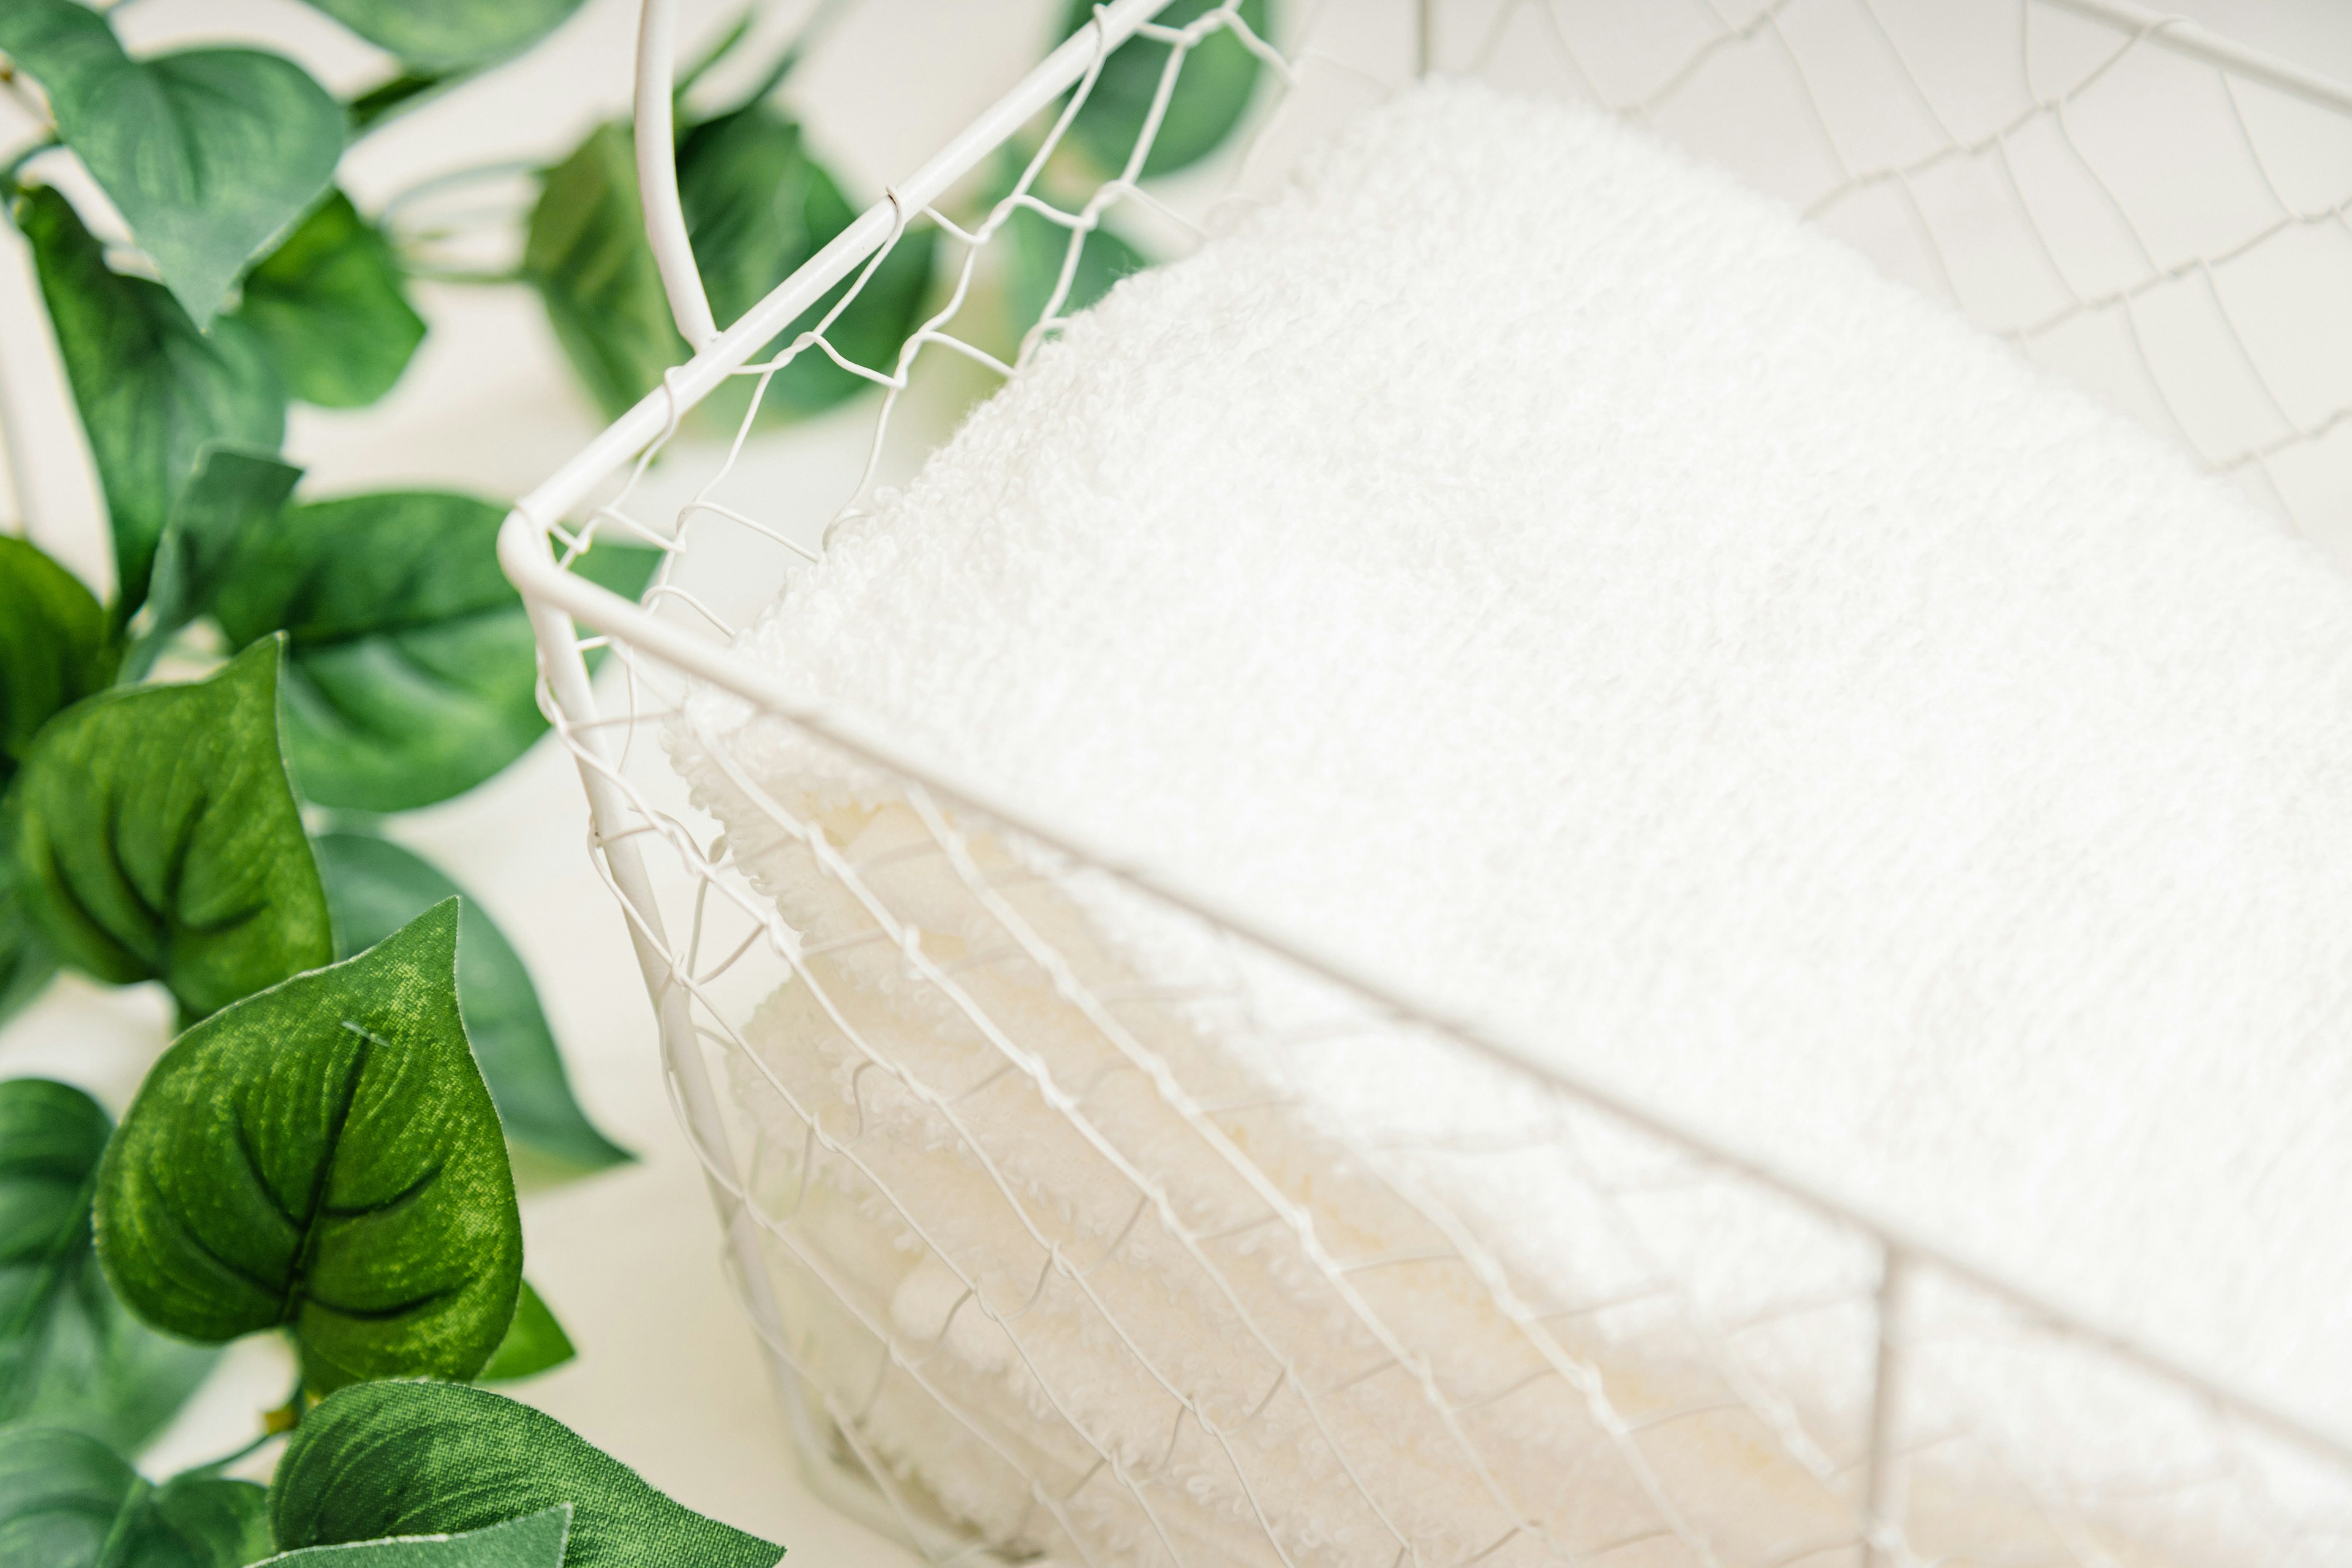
(0, 0), (1269, 1561)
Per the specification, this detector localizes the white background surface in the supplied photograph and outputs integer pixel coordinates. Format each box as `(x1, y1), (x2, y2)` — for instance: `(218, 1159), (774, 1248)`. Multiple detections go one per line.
(2, 2), (2350, 1563)
(0, 3), (1075, 1559)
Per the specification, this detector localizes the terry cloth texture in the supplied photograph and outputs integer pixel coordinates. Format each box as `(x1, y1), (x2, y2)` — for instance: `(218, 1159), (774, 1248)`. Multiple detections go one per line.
(675, 78), (2352, 1567)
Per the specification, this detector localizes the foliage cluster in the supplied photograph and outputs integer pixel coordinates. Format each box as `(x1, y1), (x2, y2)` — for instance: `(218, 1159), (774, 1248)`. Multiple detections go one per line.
(0, 0), (1268, 1561)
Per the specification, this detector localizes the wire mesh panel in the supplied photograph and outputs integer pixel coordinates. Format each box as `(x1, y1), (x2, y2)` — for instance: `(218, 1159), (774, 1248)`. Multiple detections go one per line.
(1354, 0), (2352, 548)
(505, 2), (2352, 1564)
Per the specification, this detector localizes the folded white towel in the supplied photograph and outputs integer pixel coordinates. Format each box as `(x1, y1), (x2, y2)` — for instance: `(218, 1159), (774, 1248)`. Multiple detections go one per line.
(677, 78), (2352, 1566)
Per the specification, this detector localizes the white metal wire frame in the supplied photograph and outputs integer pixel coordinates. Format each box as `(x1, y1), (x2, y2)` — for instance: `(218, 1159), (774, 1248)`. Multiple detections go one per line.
(501, 2), (2352, 1564)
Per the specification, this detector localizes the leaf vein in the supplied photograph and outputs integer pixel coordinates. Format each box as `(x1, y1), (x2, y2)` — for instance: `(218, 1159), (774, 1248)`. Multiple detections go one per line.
(232, 1118), (297, 1232)
(280, 1027), (371, 1323)
(319, 1159), (444, 1224)
(300, 1283), (461, 1325)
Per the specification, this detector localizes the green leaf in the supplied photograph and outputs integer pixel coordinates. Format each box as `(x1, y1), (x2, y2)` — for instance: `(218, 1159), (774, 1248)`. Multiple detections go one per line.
(0, 0), (344, 323)
(524, 113), (935, 428)
(0, 859), (58, 1031)
(0, 1425), (270, 1568)
(94, 902), (522, 1395)
(1, 1265), (217, 1460)
(477, 1281), (574, 1383)
(1003, 197), (1148, 342)
(0, 1080), (219, 1455)
(303, 0), (589, 72)
(0, 1425), (122, 1567)
(0, 537), (114, 786)
(143, 1471), (277, 1568)
(312, 834), (629, 1172)
(211, 494), (660, 812)
(4, 638), (331, 1021)
(272, 1382), (781, 1568)
(276, 616), (543, 812)
(677, 104), (935, 427)
(236, 194), (426, 410)
(127, 446), (303, 680)
(346, 71), (464, 137)
(213, 494), (514, 650)
(0, 537), (110, 1025)
(523, 124), (686, 423)
(1060, 0), (1271, 179)
(260, 1506), (570, 1567)
(14, 186), (285, 617)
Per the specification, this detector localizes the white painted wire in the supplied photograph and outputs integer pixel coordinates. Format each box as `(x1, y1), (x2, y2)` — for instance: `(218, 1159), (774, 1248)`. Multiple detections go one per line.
(510, 2), (2352, 1565)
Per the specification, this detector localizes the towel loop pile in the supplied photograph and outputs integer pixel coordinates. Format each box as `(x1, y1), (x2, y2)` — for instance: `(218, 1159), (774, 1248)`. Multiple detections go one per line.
(669, 79), (2352, 1568)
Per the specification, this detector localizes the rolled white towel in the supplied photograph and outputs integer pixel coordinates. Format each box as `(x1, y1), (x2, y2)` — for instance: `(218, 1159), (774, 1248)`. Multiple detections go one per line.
(676, 78), (2352, 1567)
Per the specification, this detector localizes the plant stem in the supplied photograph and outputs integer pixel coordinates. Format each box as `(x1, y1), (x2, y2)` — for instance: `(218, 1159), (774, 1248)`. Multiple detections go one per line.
(5, 137), (58, 184)
(183, 1366), (306, 1479)
(404, 266), (527, 287)
(737, 0), (858, 115)
(347, 69), (466, 138)
(674, 6), (755, 104)
(379, 160), (540, 221)
(686, 0), (856, 127)
(94, 1474), (151, 1559)
(188, 1423), (285, 1478)
(0, 64), (55, 133)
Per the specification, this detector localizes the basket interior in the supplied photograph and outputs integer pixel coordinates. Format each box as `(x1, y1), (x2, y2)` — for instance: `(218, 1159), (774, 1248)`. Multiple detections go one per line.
(523, 2), (2352, 1564)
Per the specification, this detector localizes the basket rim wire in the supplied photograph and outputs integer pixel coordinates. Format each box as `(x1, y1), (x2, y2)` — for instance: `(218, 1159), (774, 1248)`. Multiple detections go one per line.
(500, 0), (2352, 1555)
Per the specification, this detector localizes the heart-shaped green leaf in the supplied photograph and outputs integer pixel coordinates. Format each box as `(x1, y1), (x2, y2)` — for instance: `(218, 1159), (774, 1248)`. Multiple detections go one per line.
(0, 1425), (270, 1568)
(476, 1281), (574, 1383)
(0, 537), (115, 786)
(676, 104), (937, 428)
(126, 446), (303, 681)
(312, 832), (629, 1172)
(303, 0), (590, 72)
(15, 186), (285, 618)
(260, 1505), (570, 1567)
(209, 492), (660, 812)
(235, 193), (426, 411)
(1060, 0), (1270, 179)
(272, 1382), (781, 1568)
(95, 902), (522, 1394)
(0, 0), (343, 324)
(4, 637), (330, 1022)
(0, 1080), (219, 1454)
(523, 124), (685, 423)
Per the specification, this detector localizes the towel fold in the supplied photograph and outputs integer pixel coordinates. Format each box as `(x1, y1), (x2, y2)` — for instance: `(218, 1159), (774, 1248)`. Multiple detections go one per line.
(677, 78), (2352, 1566)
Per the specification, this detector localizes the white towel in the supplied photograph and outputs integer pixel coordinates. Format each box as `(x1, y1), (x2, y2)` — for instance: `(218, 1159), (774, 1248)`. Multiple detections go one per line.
(676, 79), (2352, 1567)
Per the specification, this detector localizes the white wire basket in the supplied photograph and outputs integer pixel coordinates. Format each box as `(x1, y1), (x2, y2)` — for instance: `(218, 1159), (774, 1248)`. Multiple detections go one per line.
(501, 2), (2352, 1564)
